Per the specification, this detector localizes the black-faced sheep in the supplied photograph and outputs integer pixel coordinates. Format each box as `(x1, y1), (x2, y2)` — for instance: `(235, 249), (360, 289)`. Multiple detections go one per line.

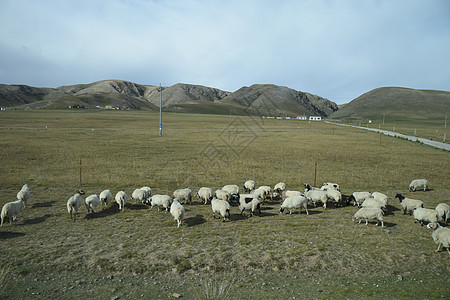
(395, 193), (424, 215)
(222, 184), (240, 202)
(238, 194), (261, 217)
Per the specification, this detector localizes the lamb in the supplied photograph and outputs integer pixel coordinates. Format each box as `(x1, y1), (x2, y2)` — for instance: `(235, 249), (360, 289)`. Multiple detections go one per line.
(211, 198), (231, 222)
(173, 188), (192, 204)
(273, 182), (286, 198)
(427, 222), (450, 254)
(372, 192), (388, 206)
(170, 199), (185, 228)
(413, 208), (438, 226)
(280, 195), (309, 215)
(99, 189), (112, 208)
(321, 182), (340, 192)
(435, 203), (449, 224)
(305, 190), (328, 209)
(1, 200), (25, 226)
(352, 207), (384, 227)
(197, 187), (213, 205)
(238, 194), (261, 217)
(147, 194), (172, 212)
(395, 193), (424, 215)
(85, 194), (100, 214)
(361, 198), (386, 211)
(215, 189), (231, 202)
(244, 180), (256, 193)
(348, 192), (373, 207)
(325, 189), (342, 207)
(222, 184), (240, 201)
(409, 179), (428, 192)
(67, 190), (85, 221)
(115, 191), (128, 211)
(16, 184), (31, 207)
(131, 188), (147, 204)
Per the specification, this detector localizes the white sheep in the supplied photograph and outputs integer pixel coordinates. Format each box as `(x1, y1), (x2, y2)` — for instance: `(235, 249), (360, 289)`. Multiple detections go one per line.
(352, 207), (384, 227)
(238, 194), (261, 217)
(170, 199), (185, 228)
(173, 188), (192, 204)
(67, 190), (85, 221)
(304, 183), (321, 192)
(395, 193), (424, 215)
(321, 182), (340, 191)
(1, 200), (25, 226)
(273, 182), (286, 198)
(140, 186), (152, 200)
(17, 184), (30, 207)
(427, 222), (450, 254)
(435, 203), (449, 224)
(361, 198), (386, 211)
(215, 189), (231, 202)
(85, 194), (100, 214)
(348, 192), (373, 207)
(99, 189), (112, 208)
(413, 208), (438, 226)
(147, 194), (172, 212)
(257, 185), (273, 201)
(244, 180), (256, 192)
(281, 190), (303, 200)
(211, 198), (231, 222)
(115, 191), (128, 211)
(305, 190), (328, 209)
(280, 195), (309, 215)
(131, 188), (147, 204)
(197, 187), (214, 205)
(372, 192), (388, 206)
(251, 187), (268, 201)
(325, 189), (342, 207)
(222, 184), (240, 201)
(409, 179), (428, 192)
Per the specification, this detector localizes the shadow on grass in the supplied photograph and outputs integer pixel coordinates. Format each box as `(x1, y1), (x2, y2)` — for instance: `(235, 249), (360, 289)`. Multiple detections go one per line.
(185, 214), (206, 227)
(384, 205), (400, 216)
(32, 201), (57, 208)
(84, 206), (120, 220)
(21, 214), (51, 225)
(126, 203), (148, 210)
(0, 231), (25, 239)
(383, 222), (397, 228)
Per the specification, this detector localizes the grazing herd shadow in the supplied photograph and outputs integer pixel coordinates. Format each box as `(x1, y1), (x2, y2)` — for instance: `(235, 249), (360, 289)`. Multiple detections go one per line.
(0, 231), (25, 239)
(21, 214), (51, 225)
(32, 201), (57, 208)
(184, 214), (206, 227)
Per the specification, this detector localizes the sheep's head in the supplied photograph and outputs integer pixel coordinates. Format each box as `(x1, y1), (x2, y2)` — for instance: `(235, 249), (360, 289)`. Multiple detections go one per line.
(395, 193), (403, 201)
(76, 190), (85, 195)
(427, 222), (440, 230)
(279, 206), (285, 214)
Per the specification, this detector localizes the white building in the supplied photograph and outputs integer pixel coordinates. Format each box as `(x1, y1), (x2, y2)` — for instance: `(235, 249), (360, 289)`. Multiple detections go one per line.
(309, 116), (322, 121)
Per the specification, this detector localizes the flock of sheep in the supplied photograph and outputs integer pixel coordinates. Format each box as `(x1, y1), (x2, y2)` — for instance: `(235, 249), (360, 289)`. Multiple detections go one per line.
(1, 179), (449, 254)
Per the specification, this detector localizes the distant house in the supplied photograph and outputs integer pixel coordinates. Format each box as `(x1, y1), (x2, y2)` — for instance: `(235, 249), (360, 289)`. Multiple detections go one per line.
(296, 115), (307, 120)
(309, 116), (322, 121)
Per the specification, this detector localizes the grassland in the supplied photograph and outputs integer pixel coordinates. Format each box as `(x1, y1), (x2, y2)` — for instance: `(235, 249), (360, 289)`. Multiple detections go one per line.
(0, 110), (449, 299)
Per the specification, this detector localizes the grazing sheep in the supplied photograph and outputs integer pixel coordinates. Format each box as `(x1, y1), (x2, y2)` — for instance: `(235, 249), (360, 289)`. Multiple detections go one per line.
(325, 189), (342, 207)
(427, 222), (450, 254)
(409, 179), (428, 192)
(131, 188), (147, 204)
(222, 184), (240, 202)
(280, 195), (309, 215)
(352, 207), (384, 227)
(215, 189), (231, 202)
(321, 182), (340, 191)
(147, 194), (172, 212)
(99, 189), (112, 208)
(257, 185), (273, 201)
(173, 188), (192, 204)
(197, 187), (214, 205)
(140, 186), (152, 200)
(1, 200), (25, 226)
(281, 190), (303, 200)
(238, 194), (261, 217)
(305, 190), (328, 209)
(348, 192), (373, 207)
(244, 180), (256, 193)
(251, 187), (268, 202)
(372, 192), (388, 206)
(435, 203), (449, 224)
(273, 182), (286, 198)
(304, 183), (320, 192)
(413, 208), (438, 226)
(17, 184), (30, 207)
(67, 190), (85, 221)
(395, 193), (424, 215)
(361, 198), (386, 211)
(170, 199), (185, 228)
(115, 191), (128, 211)
(85, 194), (100, 214)
(211, 198), (231, 222)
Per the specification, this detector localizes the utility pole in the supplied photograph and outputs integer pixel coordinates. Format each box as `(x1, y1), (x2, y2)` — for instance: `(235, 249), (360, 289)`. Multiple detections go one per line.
(159, 83), (162, 137)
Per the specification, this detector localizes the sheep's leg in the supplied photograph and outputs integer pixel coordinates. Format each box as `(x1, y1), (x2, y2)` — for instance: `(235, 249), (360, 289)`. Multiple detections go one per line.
(365, 219), (368, 225)
(305, 207), (309, 215)
(436, 244), (442, 252)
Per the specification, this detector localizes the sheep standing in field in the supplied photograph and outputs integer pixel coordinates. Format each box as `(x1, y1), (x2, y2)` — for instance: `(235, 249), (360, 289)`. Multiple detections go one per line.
(1, 200), (25, 226)
(173, 188), (192, 204)
(222, 184), (240, 202)
(215, 189), (231, 202)
(348, 192), (373, 207)
(17, 184), (30, 207)
(280, 195), (309, 215)
(361, 198), (386, 211)
(305, 190), (328, 209)
(273, 182), (286, 198)
(170, 199), (185, 228)
(413, 208), (438, 226)
(325, 189), (342, 207)
(281, 190), (303, 200)
(352, 207), (384, 227)
(435, 203), (449, 224)
(409, 179), (428, 192)
(251, 187), (268, 202)
(197, 187), (213, 205)
(304, 183), (320, 192)
(85, 194), (100, 214)
(131, 188), (147, 204)
(67, 190), (85, 221)
(372, 192), (388, 206)
(99, 189), (112, 208)
(395, 193), (424, 215)
(256, 185), (273, 201)
(238, 194), (261, 217)
(115, 191), (128, 211)
(140, 186), (152, 201)
(321, 182), (340, 192)
(427, 222), (450, 254)
(146, 194), (172, 212)
(244, 180), (256, 193)
(211, 198), (231, 222)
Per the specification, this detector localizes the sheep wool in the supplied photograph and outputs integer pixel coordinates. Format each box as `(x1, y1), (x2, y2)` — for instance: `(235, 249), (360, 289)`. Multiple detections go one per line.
(173, 188), (192, 204)
(85, 194), (100, 214)
(413, 208), (438, 226)
(244, 180), (256, 193)
(427, 222), (450, 254)
(99, 189), (112, 208)
(115, 191), (128, 211)
(395, 193), (424, 215)
(280, 196), (309, 215)
(17, 184), (31, 207)
(1, 200), (24, 226)
(148, 195), (172, 212)
(67, 190), (85, 221)
(197, 187), (214, 205)
(435, 203), (449, 225)
(409, 179), (428, 192)
(211, 198), (231, 222)
(131, 188), (147, 204)
(170, 199), (185, 228)
(352, 207), (384, 227)
(238, 194), (261, 217)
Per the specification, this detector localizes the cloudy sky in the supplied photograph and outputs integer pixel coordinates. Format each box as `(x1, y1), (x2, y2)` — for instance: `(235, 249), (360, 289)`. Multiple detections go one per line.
(1, 0), (449, 104)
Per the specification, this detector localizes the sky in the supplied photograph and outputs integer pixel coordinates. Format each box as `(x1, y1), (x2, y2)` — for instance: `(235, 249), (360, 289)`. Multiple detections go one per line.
(0, 0), (449, 104)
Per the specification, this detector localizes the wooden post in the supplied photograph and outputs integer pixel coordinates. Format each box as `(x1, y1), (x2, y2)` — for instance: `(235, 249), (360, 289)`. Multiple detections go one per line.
(314, 161), (317, 187)
(79, 159), (82, 188)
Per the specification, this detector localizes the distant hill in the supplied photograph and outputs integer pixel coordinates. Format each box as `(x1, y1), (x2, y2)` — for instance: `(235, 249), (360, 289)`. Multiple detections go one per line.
(0, 80), (337, 117)
(330, 87), (450, 119)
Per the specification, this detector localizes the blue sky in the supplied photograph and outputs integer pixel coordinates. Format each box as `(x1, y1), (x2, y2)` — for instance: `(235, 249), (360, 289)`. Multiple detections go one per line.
(1, 0), (449, 104)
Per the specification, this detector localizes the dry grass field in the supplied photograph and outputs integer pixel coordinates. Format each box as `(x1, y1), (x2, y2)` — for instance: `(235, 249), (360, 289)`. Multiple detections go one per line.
(0, 110), (449, 299)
